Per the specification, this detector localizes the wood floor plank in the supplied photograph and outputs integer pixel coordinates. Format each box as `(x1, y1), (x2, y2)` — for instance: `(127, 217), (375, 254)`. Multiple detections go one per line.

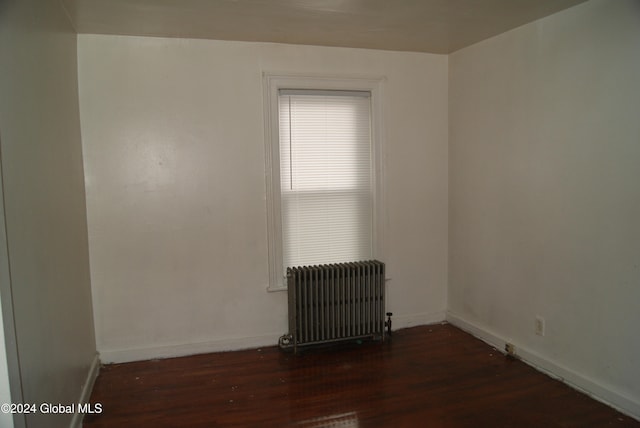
(83, 324), (639, 427)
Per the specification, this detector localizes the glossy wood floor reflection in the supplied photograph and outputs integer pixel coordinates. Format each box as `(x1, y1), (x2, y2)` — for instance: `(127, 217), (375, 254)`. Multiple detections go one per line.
(84, 324), (638, 427)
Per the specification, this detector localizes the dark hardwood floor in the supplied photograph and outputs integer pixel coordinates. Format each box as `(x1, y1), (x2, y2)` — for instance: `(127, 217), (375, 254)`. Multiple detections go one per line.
(83, 324), (638, 427)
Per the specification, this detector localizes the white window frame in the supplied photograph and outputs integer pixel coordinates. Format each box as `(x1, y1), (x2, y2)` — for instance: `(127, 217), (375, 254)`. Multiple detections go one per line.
(263, 72), (385, 291)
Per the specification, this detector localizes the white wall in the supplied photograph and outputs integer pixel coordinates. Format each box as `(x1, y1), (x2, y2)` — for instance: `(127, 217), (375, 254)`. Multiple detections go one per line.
(449, 0), (640, 418)
(0, 0), (98, 427)
(78, 36), (449, 362)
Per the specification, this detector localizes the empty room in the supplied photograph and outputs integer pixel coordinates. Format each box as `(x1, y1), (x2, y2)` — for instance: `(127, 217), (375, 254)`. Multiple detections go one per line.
(0, 0), (639, 426)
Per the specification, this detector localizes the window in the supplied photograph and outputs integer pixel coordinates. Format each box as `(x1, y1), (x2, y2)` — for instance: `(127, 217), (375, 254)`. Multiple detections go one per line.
(264, 74), (384, 291)
(279, 90), (373, 269)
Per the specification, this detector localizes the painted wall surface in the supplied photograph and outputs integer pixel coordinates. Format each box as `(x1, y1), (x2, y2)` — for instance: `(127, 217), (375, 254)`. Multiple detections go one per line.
(78, 36), (449, 362)
(449, 0), (640, 416)
(0, 0), (97, 427)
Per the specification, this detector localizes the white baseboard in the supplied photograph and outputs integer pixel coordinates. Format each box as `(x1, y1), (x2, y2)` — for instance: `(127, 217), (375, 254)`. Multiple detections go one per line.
(392, 311), (446, 330)
(70, 353), (100, 428)
(446, 311), (640, 422)
(99, 333), (283, 364)
(100, 311), (447, 364)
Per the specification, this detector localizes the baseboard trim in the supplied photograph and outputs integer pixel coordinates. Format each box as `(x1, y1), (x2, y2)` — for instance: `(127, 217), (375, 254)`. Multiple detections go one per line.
(392, 311), (446, 330)
(446, 311), (640, 421)
(99, 311), (447, 364)
(70, 353), (100, 428)
(99, 333), (283, 364)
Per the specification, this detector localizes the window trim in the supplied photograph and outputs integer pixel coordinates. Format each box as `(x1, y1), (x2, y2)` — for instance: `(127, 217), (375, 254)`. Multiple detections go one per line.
(263, 72), (385, 292)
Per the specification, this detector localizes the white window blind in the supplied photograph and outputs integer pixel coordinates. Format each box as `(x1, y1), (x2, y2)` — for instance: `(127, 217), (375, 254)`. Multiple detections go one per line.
(278, 89), (373, 271)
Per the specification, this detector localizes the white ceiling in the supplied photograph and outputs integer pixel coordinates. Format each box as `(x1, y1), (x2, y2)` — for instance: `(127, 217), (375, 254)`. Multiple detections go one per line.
(62, 0), (588, 54)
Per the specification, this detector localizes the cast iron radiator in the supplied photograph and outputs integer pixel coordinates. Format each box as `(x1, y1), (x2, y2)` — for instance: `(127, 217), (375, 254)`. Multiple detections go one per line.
(279, 260), (387, 352)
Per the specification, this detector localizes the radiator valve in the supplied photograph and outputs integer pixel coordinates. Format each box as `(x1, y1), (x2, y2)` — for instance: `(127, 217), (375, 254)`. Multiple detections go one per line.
(385, 312), (393, 337)
(279, 334), (293, 349)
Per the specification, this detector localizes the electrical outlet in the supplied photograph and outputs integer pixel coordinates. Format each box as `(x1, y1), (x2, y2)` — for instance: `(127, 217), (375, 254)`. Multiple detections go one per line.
(505, 342), (516, 356)
(535, 316), (545, 336)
